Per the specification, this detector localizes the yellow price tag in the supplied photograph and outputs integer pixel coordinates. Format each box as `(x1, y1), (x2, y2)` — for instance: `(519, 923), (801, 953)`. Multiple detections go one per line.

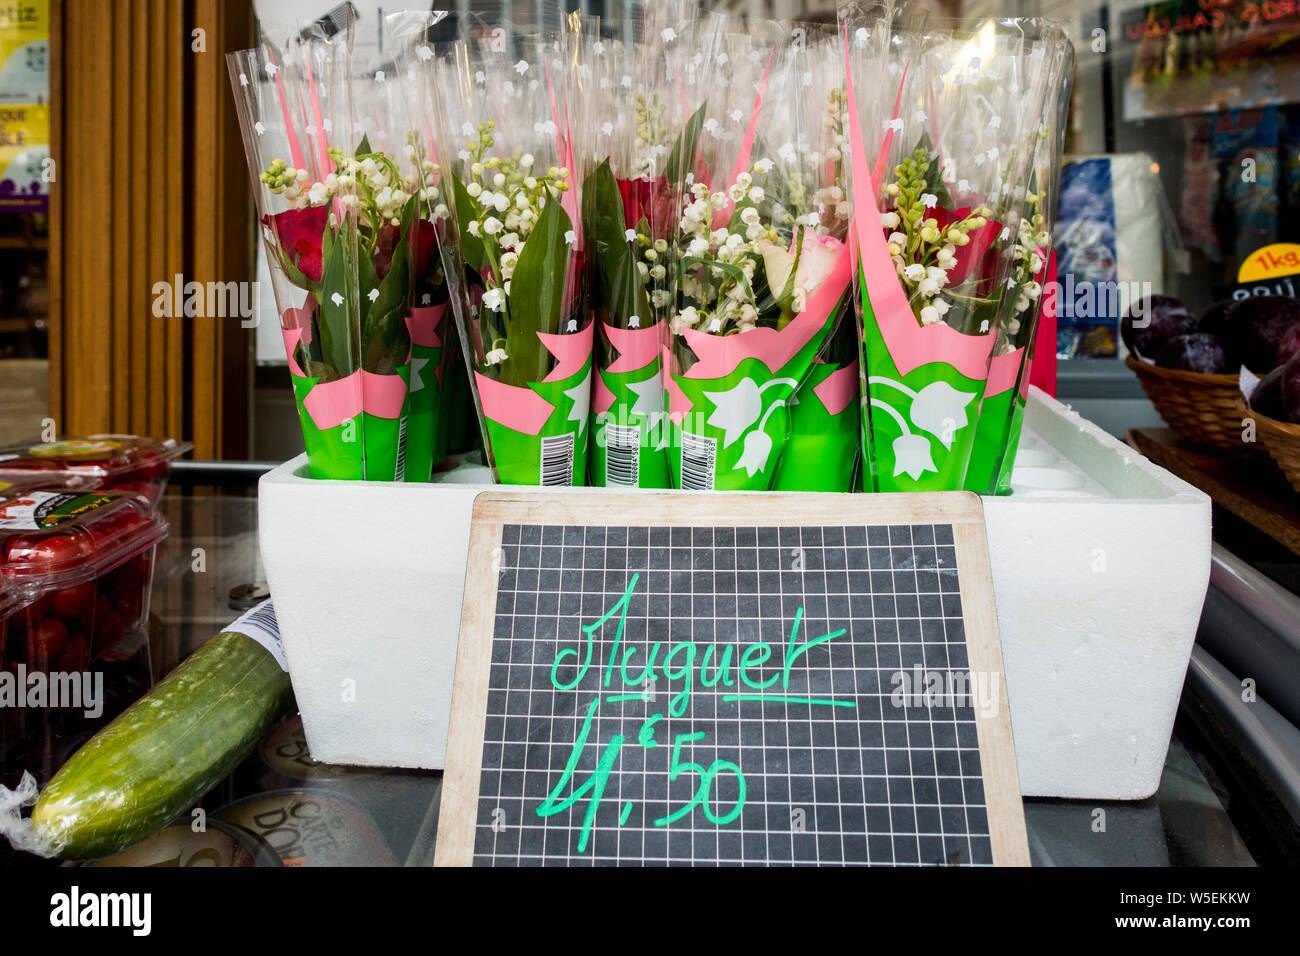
(1238, 243), (1300, 283)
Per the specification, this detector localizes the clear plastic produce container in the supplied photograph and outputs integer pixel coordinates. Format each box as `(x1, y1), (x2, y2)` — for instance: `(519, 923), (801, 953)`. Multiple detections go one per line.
(0, 577), (19, 669)
(1, 487), (167, 667)
(0, 435), (192, 506)
(0, 472), (94, 497)
(0, 487), (167, 788)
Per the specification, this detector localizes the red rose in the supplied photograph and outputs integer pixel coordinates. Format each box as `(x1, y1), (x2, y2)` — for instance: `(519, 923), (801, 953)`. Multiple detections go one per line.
(264, 205), (328, 283)
(412, 219), (438, 277)
(373, 218), (439, 281)
(373, 221), (401, 280)
(563, 248), (586, 319)
(617, 176), (677, 241)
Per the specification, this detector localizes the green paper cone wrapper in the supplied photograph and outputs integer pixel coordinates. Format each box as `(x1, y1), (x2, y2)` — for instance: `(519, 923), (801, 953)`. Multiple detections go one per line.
(402, 304), (454, 482)
(591, 320), (671, 488)
(772, 358), (860, 492)
(666, 250), (851, 491)
(472, 322), (594, 486)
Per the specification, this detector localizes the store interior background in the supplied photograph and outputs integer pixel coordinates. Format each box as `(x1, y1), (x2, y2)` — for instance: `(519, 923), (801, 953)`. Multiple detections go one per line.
(2, 0), (1261, 457)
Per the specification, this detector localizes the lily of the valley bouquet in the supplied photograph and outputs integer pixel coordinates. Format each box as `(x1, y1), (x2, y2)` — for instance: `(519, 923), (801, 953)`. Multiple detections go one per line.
(665, 27), (854, 492)
(964, 22), (1074, 495)
(228, 31), (370, 480)
(380, 11), (468, 481)
(575, 19), (713, 488)
(843, 13), (1053, 492)
(428, 35), (590, 486)
(767, 27), (861, 492)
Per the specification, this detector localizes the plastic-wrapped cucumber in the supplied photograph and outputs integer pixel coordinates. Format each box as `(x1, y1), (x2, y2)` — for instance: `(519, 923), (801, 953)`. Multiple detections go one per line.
(0, 612), (293, 860)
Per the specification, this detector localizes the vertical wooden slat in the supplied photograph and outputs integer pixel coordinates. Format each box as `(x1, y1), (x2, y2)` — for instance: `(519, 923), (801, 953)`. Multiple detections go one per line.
(147, 0), (165, 440)
(113, 0), (132, 432)
(190, 0), (219, 457)
(166, 0), (185, 443)
(129, 0), (149, 436)
(67, 0), (114, 433)
(48, 0), (63, 427)
(190, 0), (254, 459)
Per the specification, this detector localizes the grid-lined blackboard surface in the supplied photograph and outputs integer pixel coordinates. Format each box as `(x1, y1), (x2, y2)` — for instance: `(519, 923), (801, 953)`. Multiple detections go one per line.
(469, 522), (994, 867)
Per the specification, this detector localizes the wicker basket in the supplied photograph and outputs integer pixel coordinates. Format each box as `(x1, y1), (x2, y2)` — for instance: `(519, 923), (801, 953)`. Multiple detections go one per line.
(1247, 403), (1300, 493)
(1126, 355), (1255, 454)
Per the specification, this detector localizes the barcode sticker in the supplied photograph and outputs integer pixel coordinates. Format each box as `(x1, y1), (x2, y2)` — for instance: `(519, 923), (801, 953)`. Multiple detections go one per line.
(228, 600), (287, 672)
(604, 423), (640, 487)
(679, 432), (716, 491)
(540, 432), (575, 487)
(394, 417), (407, 482)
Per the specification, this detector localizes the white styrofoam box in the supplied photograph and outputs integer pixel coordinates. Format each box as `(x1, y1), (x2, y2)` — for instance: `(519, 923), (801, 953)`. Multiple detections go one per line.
(988, 391), (1210, 798)
(257, 386), (1211, 798)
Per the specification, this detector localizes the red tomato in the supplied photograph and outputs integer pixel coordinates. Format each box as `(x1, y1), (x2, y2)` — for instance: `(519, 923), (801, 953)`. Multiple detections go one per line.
(131, 454), (170, 482)
(54, 633), (88, 672)
(11, 593), (52, 629)
(24, 618), (68, 669)
(111, 584), (144, 628)
(93, 608), (124, 660)
(107, 558), (143, 597)
(51, 582), (96, 622)
(105, 552), (151, 626)
(86, 514), (128, 546)
(90, 600), (124, 659)
(4, 532), (88, 568)
(107, 480), (155, 499)
(86, 508), (150, 551)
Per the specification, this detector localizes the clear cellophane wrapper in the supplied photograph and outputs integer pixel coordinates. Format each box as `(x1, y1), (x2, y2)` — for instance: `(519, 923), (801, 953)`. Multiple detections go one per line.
(381, 11), (469, 481)
(843, 11), (1053, 492)
(964, 21), (1075, 495)
(427, 29), (591, 486)
(227, 24), (366, 480)
(573, 16), (710, 488)
(664, 25), (854, 491)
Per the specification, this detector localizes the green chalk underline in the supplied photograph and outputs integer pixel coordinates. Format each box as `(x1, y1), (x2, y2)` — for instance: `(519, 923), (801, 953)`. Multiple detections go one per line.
(602, 693), (856, 709)
(722, 695), (857, 709)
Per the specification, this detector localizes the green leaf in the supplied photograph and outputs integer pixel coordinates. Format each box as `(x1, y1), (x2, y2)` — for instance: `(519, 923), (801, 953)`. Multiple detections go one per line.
(756, 229), (803, 327)
(358, 242), (379, 327)
(361, 195), (417, 374)
(315, 226), (357, 377)
(355, 133), (372, 156)
(913, 133), (954, 209)
(272, 238), (314, 291)
(451, 174), (488, 274)
(726, 200), (755, 234)
(503, 188), (572, 388)
(678, 254), (755, 305)
(581, 160), (651, 328)
(662, 102), (706, 184)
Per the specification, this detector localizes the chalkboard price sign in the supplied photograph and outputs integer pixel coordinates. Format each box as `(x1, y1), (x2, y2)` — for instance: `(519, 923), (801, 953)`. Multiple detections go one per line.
(436, 492), (1028, 866)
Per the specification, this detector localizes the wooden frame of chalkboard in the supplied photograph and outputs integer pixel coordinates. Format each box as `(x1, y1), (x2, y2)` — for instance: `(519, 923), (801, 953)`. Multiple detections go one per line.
(436, 491), (1029, 867)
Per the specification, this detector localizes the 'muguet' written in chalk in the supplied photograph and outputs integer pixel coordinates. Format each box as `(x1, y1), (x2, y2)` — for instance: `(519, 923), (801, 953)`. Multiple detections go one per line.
(548, 573), (854, 714)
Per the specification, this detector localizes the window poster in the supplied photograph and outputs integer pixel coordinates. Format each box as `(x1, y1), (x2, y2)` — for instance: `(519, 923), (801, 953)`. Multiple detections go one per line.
(1121, 0), (1300, 121)
(0, 1), (49, 213)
